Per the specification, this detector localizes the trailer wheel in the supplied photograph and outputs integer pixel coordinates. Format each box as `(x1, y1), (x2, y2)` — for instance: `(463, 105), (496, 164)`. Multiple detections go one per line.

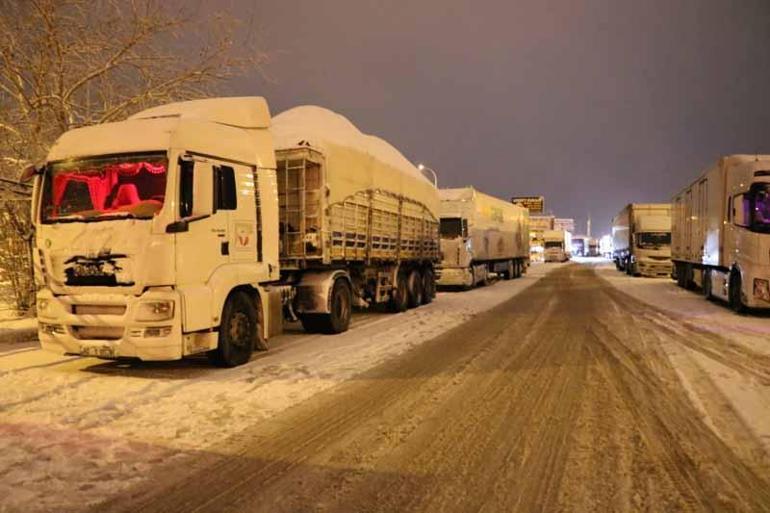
(322, 278), (353, 334)
(702, 269), (712, 300)
(389, 272), (409, 312)
(208, 291), (256, 367)
(407, 269), (424, 308)
(502, 261), (514, 280)
(514, 260), (522, 278)
(421, 268), (435, 304)
(729, 270), (746, 313)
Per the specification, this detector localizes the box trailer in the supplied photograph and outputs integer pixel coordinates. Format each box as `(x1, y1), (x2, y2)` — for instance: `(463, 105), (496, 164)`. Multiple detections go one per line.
(24, 98), (440, 367)
(671, 154), (770, 311)
(437, 187), (529, 287)
(612, 203), (671, 277)
(543, 230), (571, 262)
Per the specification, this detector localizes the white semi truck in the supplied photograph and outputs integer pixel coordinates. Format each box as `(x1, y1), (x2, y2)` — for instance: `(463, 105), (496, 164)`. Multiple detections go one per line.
(437, 187), (529, 287)
(543, 229), (571, 262)
(671, 155), (770, 311)
(612, 203), (672, 277)
(22, 98), (440, 366)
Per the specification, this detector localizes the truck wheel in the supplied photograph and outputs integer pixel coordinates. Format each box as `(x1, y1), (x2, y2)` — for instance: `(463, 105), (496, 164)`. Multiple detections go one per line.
(421, 269), (435, 304)
(503, 261), (514, 280)
(729, 270), (746, 313)
(324, 278), (353, 333)
(702, 269), (712, 300)
(675, 263), (686, 288)
(407, 269), (424, 308)
(209, 291), (256, 367)
(389, 272), (409, 312)
(300, 278), (353, 334)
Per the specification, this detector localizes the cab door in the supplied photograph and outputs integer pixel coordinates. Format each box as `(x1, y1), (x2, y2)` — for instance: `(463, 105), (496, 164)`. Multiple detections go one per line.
(174, 158), (229, 332)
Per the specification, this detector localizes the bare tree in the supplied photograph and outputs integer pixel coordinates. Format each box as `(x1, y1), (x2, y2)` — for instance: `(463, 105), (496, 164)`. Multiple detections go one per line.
(0, 0), (263, 312)
(0, 0), (264, 180)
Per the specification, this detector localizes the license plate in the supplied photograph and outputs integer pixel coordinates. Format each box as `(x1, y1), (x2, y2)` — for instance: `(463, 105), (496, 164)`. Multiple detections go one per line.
(80, 344), (117, 358)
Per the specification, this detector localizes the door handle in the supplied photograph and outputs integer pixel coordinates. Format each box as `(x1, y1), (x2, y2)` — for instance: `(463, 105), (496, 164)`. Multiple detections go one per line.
(221, 241), (229, 256)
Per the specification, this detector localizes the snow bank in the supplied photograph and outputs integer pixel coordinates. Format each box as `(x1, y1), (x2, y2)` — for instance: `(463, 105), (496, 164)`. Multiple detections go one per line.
(271, 106), (427, 183)
(0, 264), (560, 513)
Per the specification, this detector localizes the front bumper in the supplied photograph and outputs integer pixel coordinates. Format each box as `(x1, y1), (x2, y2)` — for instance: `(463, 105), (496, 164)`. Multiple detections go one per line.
(437, 267), (474, 287)
(636, 259), (672, 278)
(36, 288), (191, 361)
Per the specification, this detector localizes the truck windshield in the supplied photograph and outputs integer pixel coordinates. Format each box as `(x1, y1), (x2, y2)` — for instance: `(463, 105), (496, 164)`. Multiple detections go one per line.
(544, 241), (563, 249)
(637, 232), (671, 248)
(750, 183), (770, 233)
(440, 218), (464, 238)
(41, 153), (168, 223)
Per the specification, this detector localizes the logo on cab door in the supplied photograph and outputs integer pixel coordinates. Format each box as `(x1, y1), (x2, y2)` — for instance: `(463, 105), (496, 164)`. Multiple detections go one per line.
(235, 222), (254, 251)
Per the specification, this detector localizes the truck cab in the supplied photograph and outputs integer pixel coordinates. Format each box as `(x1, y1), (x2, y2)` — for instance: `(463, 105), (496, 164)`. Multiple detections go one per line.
(28, 98), (281, 366)
(543, 230), (570, 262)
(628, 216), (672, 277)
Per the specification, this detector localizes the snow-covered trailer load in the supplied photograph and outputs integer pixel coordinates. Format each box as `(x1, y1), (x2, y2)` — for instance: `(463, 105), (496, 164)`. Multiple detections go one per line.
(612, 203), (671, 277)
(671, 155), (770, 311)
(24, 97), (439, 367)
(543, 230), (571, 262)
(437, 187), (529, 287)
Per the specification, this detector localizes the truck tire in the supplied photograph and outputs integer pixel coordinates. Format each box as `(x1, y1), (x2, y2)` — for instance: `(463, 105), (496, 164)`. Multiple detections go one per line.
(729, 270), (746, 313)
(389, 272), (409, 312)
(421, 268), (435, 304)
(702, 269), (712, 300)
(675, 263), (687, 288)
(208, 291), (256, 367)
(502, 261), (514, 280)
(407, 269), (424, 308)
(319, 278), (353, 334)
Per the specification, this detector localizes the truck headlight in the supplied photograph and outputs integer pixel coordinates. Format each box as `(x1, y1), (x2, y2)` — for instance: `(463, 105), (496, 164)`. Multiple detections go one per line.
(753, 279), (770, 302)
(37, 299), (50, 315)
(136, 300), (175, 321)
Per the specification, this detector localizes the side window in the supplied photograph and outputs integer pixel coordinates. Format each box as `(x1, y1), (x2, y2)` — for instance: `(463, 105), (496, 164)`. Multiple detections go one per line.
(179, 160), (194, 218)
(215, 165), (237, 210)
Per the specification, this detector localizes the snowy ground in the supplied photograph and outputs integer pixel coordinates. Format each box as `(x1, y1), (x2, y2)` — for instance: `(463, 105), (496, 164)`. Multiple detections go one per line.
(595, 260), (770, 461)
(0, 263), (560, 513)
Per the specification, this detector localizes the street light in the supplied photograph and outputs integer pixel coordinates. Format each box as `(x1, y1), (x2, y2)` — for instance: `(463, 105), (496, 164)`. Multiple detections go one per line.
(417, 163), (438, 187)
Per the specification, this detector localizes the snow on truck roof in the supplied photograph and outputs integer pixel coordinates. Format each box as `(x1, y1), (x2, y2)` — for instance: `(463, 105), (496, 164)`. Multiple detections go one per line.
(271, 106), (429, 183)
(129, 97), (271, 128)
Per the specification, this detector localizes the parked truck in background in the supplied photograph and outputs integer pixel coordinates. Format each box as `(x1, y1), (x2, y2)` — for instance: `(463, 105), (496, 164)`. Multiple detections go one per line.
(571, 235), (586, 257)
(543, 230), (571, 262)
(612, 203), (672, 277)
(671, 155), (770, 311)
(587, 238), (600, 257)
(437, 187), (529, 288)
(23, 97), (440, 367)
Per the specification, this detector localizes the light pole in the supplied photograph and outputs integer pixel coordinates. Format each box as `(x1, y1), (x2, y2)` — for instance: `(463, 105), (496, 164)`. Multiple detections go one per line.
(417, 163), (438, 187)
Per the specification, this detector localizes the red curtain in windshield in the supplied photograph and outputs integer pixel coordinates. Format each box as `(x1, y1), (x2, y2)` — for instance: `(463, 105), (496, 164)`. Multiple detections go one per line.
(52, 161), (166, 213)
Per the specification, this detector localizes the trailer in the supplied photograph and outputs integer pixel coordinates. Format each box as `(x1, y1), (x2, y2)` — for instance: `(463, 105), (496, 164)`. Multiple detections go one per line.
(437, 187), (529, 287)
(25, 98), (440, 367)
(543, 230), (571, 262)
(612, 203), (671, 277)
(671, 155), (770, 311)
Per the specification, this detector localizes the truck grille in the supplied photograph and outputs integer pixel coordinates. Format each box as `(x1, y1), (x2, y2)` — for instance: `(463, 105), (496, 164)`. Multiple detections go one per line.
(72, 305), (127, 315)
(71, 326), (123, 340)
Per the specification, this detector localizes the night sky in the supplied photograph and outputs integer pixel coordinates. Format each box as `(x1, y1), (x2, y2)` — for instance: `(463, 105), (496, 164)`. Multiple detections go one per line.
(212, 0), (770, 236)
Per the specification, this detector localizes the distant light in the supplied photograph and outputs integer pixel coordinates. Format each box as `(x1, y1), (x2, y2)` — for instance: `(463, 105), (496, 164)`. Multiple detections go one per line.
(418, 164), (425, 170)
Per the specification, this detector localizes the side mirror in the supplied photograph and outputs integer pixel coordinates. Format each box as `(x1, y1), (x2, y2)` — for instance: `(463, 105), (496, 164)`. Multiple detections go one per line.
(178, 159), (214, 219)
(19, 164), (41, 183)
(192, 162), (214, 217)
(461, 218), (469, 239)
(733, 193), (748, 227)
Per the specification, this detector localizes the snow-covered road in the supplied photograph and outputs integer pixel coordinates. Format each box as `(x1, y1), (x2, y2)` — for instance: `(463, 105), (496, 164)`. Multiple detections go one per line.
(0, 263), (559, 513)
